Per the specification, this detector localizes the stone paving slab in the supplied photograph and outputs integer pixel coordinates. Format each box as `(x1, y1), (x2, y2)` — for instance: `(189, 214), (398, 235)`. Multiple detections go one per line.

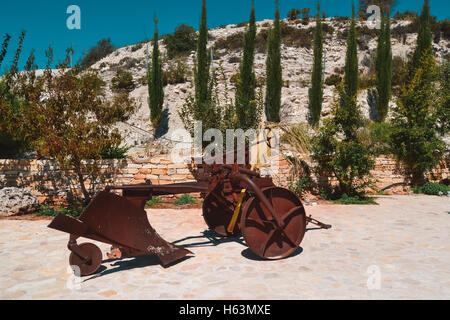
(0, 195), (449, 300)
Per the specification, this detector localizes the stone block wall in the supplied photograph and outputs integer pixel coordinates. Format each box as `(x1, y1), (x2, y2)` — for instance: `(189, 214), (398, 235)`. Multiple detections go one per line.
(0, 154), (448, 204)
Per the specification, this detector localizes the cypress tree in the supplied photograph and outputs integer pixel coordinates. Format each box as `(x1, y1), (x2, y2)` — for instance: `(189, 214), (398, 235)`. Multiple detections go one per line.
(412, 0), (432, 71)
(390, 0), (442, 186)
(309, 2), (324, 127)
(148, 15), (164, 132)
(344, 3), (359, 99)
(235, 0), (257, 130)
(194, 0), (210, 120)
(266, 0), (282, 123)
(311, 3), (374, 196)
(375, 12), (392, 122)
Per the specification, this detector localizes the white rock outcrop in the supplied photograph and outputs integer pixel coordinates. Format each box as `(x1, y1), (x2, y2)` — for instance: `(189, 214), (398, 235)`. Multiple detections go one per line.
(0, 187), (40, 217)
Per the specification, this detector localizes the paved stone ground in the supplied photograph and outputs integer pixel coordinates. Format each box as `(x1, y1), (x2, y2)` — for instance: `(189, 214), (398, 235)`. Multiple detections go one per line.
(0, 195), (449, 300)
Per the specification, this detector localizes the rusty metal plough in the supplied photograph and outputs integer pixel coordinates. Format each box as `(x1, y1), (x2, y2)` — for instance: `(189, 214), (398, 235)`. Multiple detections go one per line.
(48, 150), (331, 276)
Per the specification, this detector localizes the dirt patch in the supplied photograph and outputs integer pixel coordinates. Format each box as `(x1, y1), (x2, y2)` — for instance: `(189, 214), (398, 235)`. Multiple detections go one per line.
(0, 214), (53, 221)
(146, 202), (203, 210)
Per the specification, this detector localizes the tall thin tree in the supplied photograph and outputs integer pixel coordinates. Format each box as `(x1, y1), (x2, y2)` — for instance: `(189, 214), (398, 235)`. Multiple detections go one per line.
(375, 12), (392, 122)
(390, 0), (441, 185)
(235, 0), (258, 130)
(412, 0), (432, 71)
(344, 3), (359, 99)
(194, 0), (210, 121)
(309, 2), (324, 127)
(148, 14), (164, 133)
(266, 0), (282, 123)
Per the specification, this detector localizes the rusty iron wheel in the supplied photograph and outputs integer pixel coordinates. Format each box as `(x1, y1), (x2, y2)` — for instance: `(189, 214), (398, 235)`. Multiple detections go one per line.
(69, 243), (103, 277)
(240, 187), (306, 260)
(202, 192), (241, 237)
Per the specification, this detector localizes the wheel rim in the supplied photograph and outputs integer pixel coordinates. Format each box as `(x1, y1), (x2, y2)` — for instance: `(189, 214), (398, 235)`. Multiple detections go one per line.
(240, 187), (306, 260)
(202, 192), (241, 237)
(69, 243), (103, 276)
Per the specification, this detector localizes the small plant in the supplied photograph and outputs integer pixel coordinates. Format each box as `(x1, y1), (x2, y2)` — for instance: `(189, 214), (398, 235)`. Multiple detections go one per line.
(163, 58), (189, 85)
(215, 32), (244, 51)
(174, 194), (197, 206)
(287, 9), (301, 21)
(236, 21), (249, 28)
(37, 203), (84, 217)
(131, 43), (143, 52)
(146, 197), (163, 208)
(333, 194), (377, 205)
(419, 182), (450, 196)
(111, 70), (135, 92)
(289, 177), (312, 197)
(100, 145), (129, 159)
(80, 38), (116, 68)
(324, 74), (342, 87)
(163, 24), (197, 59)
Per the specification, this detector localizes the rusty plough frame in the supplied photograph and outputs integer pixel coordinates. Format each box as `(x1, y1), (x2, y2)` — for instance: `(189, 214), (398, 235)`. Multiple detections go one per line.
(49, 148), (331, 276)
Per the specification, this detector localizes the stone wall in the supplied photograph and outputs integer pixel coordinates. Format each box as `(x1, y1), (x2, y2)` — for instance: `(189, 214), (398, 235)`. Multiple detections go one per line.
(0, 154), (448, 204)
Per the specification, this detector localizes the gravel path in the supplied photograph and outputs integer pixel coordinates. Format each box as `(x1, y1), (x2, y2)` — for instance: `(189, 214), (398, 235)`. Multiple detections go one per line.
(0, 195), (449, 300)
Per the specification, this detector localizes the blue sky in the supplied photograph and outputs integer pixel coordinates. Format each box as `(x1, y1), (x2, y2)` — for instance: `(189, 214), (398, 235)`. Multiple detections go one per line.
(0, 0), (449, 71)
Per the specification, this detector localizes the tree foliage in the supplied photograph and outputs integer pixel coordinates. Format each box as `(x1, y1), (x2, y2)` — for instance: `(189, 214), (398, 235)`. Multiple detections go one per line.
(266, 0), (282, 123)
(374, 13), (392, 122)
(312, 5), (374, 196)
(412, 0), (432, 71)
(80, 38), (115, 69)
(0, 31), (30, 157)
(309, 3), (324, 127)
(389, 0), (447, 186)
(0, 48), (137, 203)
(235, 1), (261, 131)
(344, 5), (359, 99)
(148, 15), (165, 132)
(163, 24), (197, 59)
(111, 69), (135, 92)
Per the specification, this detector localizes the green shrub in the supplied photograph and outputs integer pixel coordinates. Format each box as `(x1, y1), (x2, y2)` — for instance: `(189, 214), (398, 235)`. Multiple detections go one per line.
(236, 22), (249, 28)
(324, 74), (342, 87)
(163, 58), (189, 85)
(81, 38), (116, 68)
(287, 9), (301, 21)
(255, 29), (270, 53)
(174, 194), (197, 205)
(366, 122), (393, 156)
(393, 11), (419, 21)
(100, 145), (129, 159)
(131, 43), (143, 52)
(215, 32), (244, 51)
(289, 178), (312, 197)
(392, 56), (409, 89)
(359, 73), (376, 90)
(333, 194), (377, 205)
(419, 182), (450, 195)
(111, 70), (135, 92)
(146, 197), (163, 208)
(322, 23), (335, 36)
(163, 24), (197, 59)
(123, 57), (143, 69)
(37, 204), (84, 217)
(280, 23), (313, 48)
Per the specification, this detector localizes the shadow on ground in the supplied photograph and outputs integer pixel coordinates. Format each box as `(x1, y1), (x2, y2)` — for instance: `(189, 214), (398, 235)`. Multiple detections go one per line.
(84, 255), (193, 282)
(241, 246), (303, 261)
(172, 229), (247, 248)
(85, 227), (319, 279)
